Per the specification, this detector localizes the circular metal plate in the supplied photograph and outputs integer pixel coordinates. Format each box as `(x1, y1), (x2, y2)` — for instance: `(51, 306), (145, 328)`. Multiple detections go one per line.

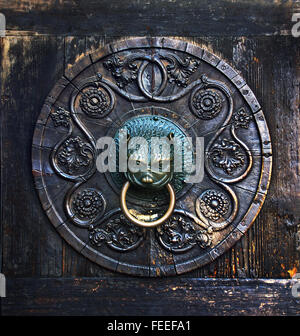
(32, 37), (272, 276)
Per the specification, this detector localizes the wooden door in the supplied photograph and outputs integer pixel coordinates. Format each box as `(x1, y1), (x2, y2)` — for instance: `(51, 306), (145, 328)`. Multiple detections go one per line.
(0, 0), (299, 316)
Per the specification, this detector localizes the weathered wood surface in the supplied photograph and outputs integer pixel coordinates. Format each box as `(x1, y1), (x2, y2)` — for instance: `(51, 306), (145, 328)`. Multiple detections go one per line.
(0, 0), (299, 37)
(1, 35), (299, 279)
(2, 278), (300, 316)
(0, 0), (299, 315)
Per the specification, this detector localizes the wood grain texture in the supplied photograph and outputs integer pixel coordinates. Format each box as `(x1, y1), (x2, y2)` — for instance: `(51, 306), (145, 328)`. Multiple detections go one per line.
(0, 34), (299, 279)
(178, 36), (300, 279)
(2, 278), (300, 316)
(0, 36), (65, 277)
(0, 0), (300, 315)
(0, 0), (299, 37)
(61, 36), (120, 278)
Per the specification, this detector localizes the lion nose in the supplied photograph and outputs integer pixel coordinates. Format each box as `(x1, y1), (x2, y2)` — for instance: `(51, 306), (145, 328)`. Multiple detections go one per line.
(141, 175), (154, 184)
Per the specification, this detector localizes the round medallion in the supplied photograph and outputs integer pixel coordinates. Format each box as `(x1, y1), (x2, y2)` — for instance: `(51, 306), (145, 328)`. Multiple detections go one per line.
(190, 88), (222, 119)
(69, 188), (106, 227)
(110, 113), (193, 204)
(32, 37), (272, 276)
(196, 190), (230, 221)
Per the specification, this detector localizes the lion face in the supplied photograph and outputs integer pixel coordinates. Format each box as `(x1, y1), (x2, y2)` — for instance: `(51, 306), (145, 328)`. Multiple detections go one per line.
(112, 114), (193, 195)
(124, 143), (174, 189)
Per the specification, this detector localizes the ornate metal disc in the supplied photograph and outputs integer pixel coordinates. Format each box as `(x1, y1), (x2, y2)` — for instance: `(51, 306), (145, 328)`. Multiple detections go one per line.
(32, 37), (272, 276)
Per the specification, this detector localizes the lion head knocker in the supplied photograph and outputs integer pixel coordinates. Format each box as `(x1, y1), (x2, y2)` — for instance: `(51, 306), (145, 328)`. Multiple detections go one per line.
(112, 114), (194, 227)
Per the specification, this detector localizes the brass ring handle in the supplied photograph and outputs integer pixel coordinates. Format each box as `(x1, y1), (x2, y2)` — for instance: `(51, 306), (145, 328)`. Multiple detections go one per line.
(120, 181), (175, 228)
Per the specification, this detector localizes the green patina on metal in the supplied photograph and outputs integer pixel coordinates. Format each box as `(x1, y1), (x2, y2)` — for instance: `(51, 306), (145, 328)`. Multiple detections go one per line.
(111, 115), (193, 203)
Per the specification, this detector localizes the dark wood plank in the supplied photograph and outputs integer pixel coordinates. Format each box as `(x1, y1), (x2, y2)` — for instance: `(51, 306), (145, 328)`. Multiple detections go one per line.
(1, 0), (299, 317)
(229, 36), (300, 278)
(0, 3), (299, 283)
(1, 34), (299, 279)
(61, 36), (125, 278)
(0, 36), (65, 277)
(0, 0), (298, 37)
(2, 277), (300, 315)
(180, 35), (300, 279)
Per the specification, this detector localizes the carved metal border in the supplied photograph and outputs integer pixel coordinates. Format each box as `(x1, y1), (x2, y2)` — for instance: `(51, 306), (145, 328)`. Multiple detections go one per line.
(32, 37), (272, 276)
